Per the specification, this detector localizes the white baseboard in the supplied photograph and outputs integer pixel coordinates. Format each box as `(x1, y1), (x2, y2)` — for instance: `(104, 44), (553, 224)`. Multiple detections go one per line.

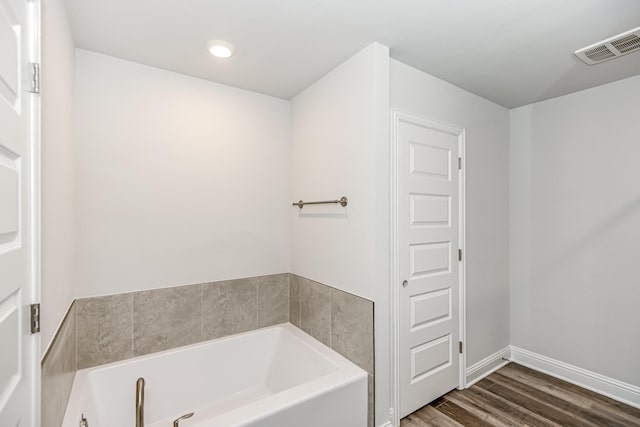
(510, 346), (640, 409)
(465, 346), (511, 387)
(378, 423), (393, 427)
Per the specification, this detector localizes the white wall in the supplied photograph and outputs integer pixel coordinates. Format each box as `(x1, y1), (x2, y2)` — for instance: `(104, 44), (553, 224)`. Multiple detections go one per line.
(510, 75), (640, 386)
(390, 60), (511, 370)
(290, 43), (388, 301)
(290, 43), (390, 426)
(74, 50), (291, 297)
(41, 0), (75, 353)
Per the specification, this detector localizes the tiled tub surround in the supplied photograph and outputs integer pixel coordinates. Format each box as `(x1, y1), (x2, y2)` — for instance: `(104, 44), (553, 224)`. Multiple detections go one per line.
(41, 302), (76, 427)
(290, 274), (375, 426)
(45, 273), (374, 426)
(76, 273), (290, 368)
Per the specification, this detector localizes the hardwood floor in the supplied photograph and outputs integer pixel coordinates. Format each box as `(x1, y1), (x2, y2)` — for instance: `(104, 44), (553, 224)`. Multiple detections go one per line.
(401, 363), (640, 427)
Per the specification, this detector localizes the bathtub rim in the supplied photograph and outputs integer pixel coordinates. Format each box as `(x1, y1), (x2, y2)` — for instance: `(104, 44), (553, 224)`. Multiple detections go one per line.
(62, 322), (368, 427)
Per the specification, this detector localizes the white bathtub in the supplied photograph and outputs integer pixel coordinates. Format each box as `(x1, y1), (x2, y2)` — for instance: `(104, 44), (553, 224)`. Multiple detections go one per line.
(62, 323), (368, 427)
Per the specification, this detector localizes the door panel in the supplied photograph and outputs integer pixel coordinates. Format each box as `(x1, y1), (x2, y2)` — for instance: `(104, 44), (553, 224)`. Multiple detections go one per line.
(410, 193), (450, 226)
(410, 288), (451, 330)
(399, 120), (461, 418)
(410, 143), (450, 178)
(0, 0), (37, 425)
(0, 154), (19, 238)
(0, 0), (19, 109)
(410, 242), (450, 277)
(410, 335), (452, 383)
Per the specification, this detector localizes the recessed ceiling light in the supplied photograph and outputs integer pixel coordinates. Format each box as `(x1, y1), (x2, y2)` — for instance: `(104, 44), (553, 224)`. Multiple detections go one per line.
(207, 40), (235, 58)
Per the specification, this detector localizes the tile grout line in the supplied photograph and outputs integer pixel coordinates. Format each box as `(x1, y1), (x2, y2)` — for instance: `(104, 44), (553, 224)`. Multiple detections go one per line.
(298, 276), (301, 327)
(292, 275), (296, 327)
(74, 301), (78, 371)
(200, 283), (203, 342)
(286, 274), (290, 323)
(299, 275), (302, 328)
(255, 278), (259, 328)
(329, 287), (333, 348)
(295, 275), (301, 329)
(130, 292), (134, 357)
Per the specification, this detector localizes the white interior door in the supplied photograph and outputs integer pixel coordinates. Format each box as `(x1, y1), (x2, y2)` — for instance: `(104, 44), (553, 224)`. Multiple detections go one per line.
(398, 118), (462, 418)
(0, 0), (39, 425)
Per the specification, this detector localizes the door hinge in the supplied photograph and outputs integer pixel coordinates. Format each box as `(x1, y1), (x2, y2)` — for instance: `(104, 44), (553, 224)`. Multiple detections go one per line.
(458, 248), (462, 261)
(29, 62), (40, 94)
(459, 341), (463, 354)
(30, 303), (40, 334)
(458, 157), (462, 170)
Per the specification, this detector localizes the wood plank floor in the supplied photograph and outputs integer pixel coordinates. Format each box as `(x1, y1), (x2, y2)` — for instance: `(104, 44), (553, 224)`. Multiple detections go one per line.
(401, 363), (640, 427)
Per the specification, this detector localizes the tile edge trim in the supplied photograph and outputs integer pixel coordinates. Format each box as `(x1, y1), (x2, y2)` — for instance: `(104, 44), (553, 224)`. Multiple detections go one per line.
(41, 300), (76, 364)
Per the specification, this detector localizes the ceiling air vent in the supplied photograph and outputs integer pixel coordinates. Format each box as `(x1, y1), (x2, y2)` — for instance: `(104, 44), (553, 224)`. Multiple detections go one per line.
(575, 27), (640, 65)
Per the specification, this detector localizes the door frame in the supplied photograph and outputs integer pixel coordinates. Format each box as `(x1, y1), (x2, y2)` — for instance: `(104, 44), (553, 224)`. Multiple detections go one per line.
(28, 0), (42, 424)
(389, 109), (466, 426)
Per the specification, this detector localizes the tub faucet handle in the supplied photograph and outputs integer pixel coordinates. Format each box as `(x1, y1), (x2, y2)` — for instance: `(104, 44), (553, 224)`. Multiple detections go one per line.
(173, 412), (194, 427)
(136, 377), (145, 427)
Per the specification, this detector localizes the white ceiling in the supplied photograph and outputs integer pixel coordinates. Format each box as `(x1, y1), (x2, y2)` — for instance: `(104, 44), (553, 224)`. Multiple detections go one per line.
(62, 0), (640, 108)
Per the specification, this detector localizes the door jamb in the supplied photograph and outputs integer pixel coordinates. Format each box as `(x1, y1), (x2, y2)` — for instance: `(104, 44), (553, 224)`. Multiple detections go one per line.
(28, 0), (42, 424)
(389, 109), (466, 426)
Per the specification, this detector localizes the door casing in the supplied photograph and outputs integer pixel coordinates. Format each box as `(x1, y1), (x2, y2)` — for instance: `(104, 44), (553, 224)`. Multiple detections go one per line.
(3, 0), (41, 424)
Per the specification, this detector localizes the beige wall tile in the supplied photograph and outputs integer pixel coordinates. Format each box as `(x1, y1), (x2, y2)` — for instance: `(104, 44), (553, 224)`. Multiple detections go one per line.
(257, 274), (289, 327)
(77, 293), (133, 368)
(299, 277), (331, 346)
(292, 276), (375, 425)
(202, 278), (258, 340)
(133, 284), (201, 356)
(289, 274), (302, 327)
(41, 303), (76, 427)
(331, 288), (374, 373)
